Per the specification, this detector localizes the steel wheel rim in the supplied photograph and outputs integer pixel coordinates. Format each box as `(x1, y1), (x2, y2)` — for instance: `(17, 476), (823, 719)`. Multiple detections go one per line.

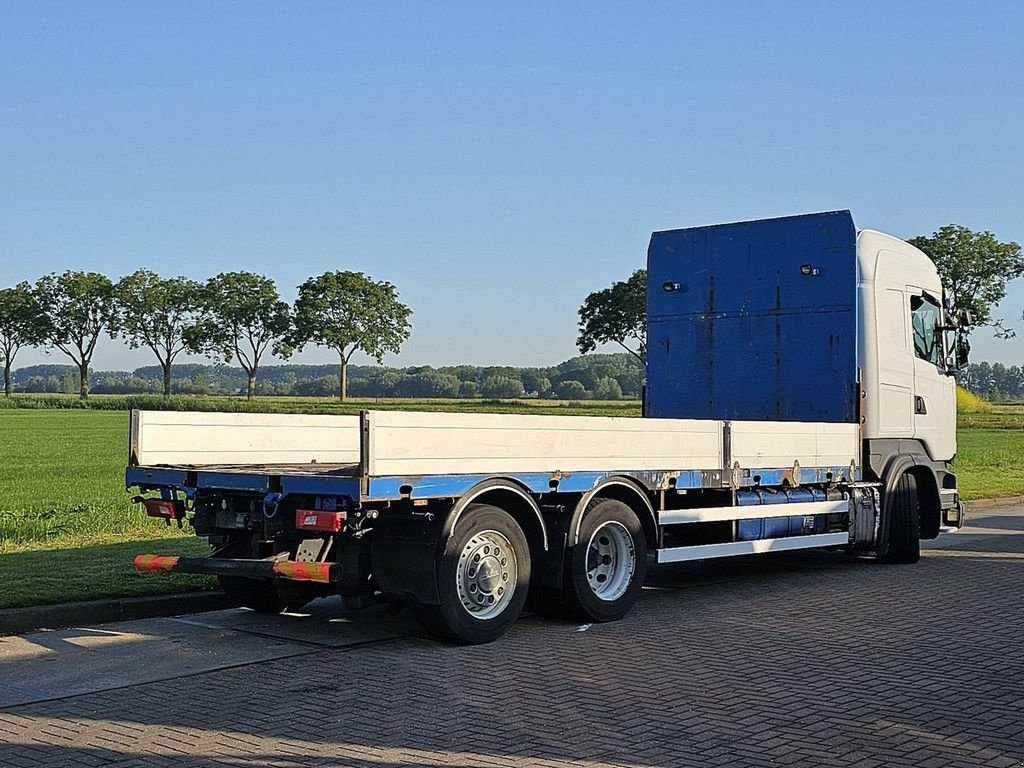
(456, 529), (517, 619)
(586, 521), (635, 601)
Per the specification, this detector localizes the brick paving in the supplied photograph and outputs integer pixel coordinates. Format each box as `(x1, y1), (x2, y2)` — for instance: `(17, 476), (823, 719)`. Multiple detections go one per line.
(1, 509), (1022, 767)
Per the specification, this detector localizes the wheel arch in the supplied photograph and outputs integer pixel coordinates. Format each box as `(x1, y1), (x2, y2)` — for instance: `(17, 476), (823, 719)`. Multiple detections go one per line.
(442, 477), (549, 558)
(881, 453), (941, 541)
(569, 477), (658, 550)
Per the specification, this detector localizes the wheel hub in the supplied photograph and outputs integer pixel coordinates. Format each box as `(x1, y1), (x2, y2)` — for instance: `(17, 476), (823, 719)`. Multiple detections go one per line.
(456, 530), (517, 620)
(585, 521), (636, 602)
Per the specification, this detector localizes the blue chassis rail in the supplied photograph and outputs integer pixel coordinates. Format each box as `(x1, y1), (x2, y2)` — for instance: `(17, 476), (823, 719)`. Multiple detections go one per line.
(126, 464), (860, 504)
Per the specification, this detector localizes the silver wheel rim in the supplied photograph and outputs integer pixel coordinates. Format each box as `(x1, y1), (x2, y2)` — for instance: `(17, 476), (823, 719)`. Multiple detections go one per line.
(456, 529), (517, 620)
(586, 521), (635, 601)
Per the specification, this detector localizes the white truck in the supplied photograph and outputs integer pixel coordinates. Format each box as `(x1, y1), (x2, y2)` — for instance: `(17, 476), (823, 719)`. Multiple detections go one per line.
(130, 210), (968, 644)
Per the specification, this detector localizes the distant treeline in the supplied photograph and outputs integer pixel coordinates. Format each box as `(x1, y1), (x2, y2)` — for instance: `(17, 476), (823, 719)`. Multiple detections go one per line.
(10, 353), (643, 400)
(960, 362), (1024, 403)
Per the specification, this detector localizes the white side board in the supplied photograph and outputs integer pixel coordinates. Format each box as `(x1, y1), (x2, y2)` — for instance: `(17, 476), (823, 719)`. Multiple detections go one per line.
(363, 410), (723, 476)
(131, 410), (361, 466)
(730, 421), (859, 470)
(131, 409), (860, 476)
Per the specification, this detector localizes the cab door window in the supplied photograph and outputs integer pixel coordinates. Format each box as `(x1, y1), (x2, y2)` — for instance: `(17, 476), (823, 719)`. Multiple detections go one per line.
(910, 294), (943, 367)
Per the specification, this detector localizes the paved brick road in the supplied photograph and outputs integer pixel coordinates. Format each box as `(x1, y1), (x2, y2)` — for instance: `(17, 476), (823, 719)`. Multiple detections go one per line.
(1, 508), (1022, 768)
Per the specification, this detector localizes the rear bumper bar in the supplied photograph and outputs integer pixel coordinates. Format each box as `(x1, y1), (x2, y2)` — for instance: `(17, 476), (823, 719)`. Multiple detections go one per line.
(134, 554), (341, 583)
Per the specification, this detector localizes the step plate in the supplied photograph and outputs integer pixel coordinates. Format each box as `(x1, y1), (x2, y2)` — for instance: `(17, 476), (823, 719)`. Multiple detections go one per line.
(656, 532), (850, 564)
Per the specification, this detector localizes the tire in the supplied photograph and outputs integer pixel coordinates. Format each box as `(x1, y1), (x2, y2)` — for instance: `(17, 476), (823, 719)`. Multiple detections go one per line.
(879, 472), (921, 564)
(412, 504), (531, 644)
(557, 498), (648, 622)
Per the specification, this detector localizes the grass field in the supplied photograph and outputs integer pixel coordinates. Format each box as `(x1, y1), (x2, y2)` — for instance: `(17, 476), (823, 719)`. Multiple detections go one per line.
(0, 392), (641, 417)
(2, 398), (1023, 609)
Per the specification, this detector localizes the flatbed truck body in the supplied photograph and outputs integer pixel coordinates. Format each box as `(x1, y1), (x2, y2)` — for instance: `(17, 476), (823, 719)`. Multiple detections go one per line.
(129, 210), (968, 643)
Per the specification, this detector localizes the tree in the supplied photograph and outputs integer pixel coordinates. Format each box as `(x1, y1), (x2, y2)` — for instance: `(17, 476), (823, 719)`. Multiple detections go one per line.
(34, 271), (116, 398)
(909, 226), (1024, 339)
(577, 269), (647, 363)
(0, 283), (49, 396)
(555, 379), (587, 400)
(521, 369), (550, 396)
(615, 366), (645, 398)
(479, 375), (525, 399)
(111, 270), (203, 396)
(593, 376), (623, 401)
(189, 272), (292, 400)
(290, 271), (412, 401)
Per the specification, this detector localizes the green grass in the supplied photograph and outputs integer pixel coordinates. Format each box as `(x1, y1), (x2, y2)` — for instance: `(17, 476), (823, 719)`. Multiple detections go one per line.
(0, 535), (215, 609)
(953, 428), (1024, 501)
(1, 398), (1022, 608)
(0, 392), (641, 417)
(0, 410), (171, 546)
(956, 407), (1024, 430)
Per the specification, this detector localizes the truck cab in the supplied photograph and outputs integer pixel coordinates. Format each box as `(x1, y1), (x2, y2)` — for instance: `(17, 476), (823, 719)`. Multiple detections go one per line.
(858, 229), (962, 529)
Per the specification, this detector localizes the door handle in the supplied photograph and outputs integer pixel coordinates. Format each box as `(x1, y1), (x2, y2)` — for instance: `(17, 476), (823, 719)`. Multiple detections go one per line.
(914, 396), (927, 415)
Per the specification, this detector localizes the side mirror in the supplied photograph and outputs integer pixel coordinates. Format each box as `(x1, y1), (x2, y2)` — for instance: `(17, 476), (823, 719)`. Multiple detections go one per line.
(956, 336), (971, 371)
(958, 308), (975, 328)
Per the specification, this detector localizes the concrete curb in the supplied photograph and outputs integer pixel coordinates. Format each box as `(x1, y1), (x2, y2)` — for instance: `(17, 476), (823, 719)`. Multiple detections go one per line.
(0, 591), (233, 636)
(964, 495), (1024, 512)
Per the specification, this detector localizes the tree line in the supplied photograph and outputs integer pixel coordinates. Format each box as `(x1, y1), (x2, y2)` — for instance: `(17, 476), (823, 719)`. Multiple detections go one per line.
(959, 362), (1024, 403)
(4, 222), (1020, 403)
(8, 354), (644, 401)
(0, 270), (410, 400)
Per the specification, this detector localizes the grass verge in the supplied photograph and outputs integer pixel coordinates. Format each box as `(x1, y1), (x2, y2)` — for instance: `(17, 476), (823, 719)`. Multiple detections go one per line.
(951, 429), (1024, 501)
(0, 535), (215, 610)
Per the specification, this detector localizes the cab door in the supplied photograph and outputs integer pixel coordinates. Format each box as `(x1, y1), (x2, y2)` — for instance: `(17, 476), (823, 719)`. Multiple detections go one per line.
(908, 288), (956, 460)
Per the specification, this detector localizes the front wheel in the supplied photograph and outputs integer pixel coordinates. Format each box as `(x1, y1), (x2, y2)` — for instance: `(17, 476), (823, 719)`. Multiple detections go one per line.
(879, 472), (921, 564)
(412, 504), (531, 644)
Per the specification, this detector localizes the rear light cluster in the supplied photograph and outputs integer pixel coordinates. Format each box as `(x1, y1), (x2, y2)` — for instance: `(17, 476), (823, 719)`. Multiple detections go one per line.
(132, 496), (186, 527)
(295, 509), (347, 533)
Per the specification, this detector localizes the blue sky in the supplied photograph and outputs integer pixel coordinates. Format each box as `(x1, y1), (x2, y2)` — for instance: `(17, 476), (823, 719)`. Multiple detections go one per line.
(2, 1), (1022, 371)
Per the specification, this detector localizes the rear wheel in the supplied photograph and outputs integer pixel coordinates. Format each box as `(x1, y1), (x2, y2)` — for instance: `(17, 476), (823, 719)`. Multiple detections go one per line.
(412, 504), (530, 644)
(879, 472), (921, 564)
(541, 498), (648, 622)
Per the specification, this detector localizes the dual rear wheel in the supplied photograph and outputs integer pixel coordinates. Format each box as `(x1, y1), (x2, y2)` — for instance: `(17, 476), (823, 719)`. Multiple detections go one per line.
(414, 499), (648, 644)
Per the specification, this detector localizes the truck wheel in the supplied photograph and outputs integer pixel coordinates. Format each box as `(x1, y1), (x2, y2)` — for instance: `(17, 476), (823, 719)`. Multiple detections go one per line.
(560, 499), (648, 622)
(879, 472), (921, 564)
(412, 504), (530, 644)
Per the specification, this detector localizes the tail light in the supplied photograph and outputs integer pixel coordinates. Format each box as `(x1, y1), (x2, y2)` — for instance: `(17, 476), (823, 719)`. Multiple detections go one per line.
(132, 496), (185, 526)
(295, 509), (347, 533)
